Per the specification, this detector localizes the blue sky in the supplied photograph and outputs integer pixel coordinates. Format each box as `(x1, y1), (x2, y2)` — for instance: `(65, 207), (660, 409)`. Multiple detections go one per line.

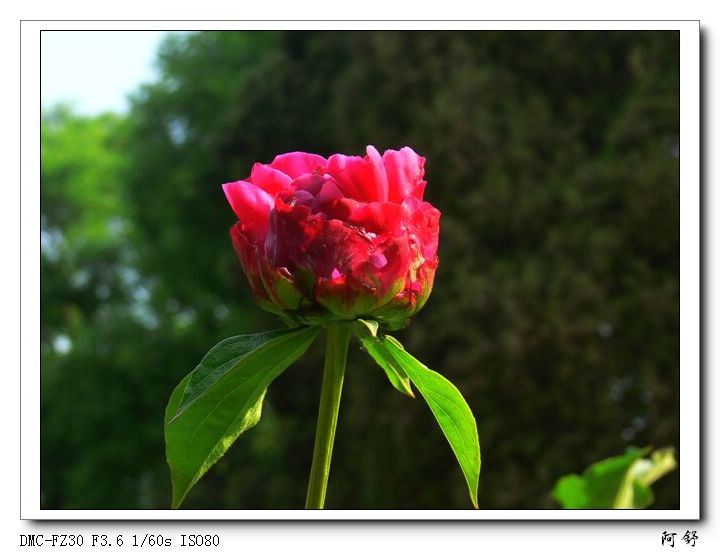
(41, 31), (188, 115)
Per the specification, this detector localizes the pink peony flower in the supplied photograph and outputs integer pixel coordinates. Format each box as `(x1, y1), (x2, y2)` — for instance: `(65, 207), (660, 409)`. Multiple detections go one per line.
(223, 146), (440, 328)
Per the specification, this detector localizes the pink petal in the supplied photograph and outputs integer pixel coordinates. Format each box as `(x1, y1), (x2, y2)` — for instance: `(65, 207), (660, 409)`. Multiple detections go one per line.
(222, 180), (274, 242)
(269, 152), (327, 179)
(249, 163), (292, 195)
(383, 147), (426, 202)
(325, 146), (388, 202)
(325, 154), (364, 198)
(365, 145), (389, 202)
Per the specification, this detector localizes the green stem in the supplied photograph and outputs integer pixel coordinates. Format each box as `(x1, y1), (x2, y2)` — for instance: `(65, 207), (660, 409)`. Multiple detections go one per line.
(305, 321), (352, 509)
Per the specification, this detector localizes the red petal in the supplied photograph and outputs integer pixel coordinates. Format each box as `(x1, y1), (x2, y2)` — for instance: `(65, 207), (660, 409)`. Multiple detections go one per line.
(404, 199), (441, 260)
(349, 201), (405, 237)
(355, 234), (411, 300)
(230, 224), (273, 306)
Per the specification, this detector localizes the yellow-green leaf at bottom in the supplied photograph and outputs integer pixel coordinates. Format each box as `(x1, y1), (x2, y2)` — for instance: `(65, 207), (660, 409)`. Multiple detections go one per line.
(553, 446), (677, 509)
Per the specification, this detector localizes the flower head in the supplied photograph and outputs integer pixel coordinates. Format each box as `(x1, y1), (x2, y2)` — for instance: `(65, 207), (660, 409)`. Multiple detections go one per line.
(223, 146), (440, 329)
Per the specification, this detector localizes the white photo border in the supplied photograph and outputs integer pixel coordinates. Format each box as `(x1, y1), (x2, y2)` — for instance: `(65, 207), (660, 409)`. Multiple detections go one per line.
(21, 19), (700, 521)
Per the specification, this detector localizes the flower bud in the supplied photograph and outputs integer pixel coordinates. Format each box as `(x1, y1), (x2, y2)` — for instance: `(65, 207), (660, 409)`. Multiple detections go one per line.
(223, 146), (440, 328)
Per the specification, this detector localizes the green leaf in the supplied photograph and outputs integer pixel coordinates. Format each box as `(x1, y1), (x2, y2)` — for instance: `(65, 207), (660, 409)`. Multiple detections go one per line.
(552, 447), (677, 509)
(165, 326), (321, 508)
(355, 320), (414, 398)
(379, 334), (481, 508)
(552, 474), (588, 509)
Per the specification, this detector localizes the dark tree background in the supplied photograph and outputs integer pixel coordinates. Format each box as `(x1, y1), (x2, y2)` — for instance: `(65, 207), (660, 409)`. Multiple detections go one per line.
(40, 30), (679, 509)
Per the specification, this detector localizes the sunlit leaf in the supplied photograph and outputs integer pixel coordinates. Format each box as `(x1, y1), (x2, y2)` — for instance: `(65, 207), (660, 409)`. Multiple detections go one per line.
(165, 326), (320, 508)
(357, 326), (480, 508)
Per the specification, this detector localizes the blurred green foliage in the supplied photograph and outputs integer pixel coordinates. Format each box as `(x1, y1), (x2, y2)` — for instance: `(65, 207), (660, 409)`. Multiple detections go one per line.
(41, 31), (679, 509)
(553, 447), (677, 509)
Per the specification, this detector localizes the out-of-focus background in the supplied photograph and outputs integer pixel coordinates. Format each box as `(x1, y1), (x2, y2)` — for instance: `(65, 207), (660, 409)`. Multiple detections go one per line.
(40, 30), (679, 510)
